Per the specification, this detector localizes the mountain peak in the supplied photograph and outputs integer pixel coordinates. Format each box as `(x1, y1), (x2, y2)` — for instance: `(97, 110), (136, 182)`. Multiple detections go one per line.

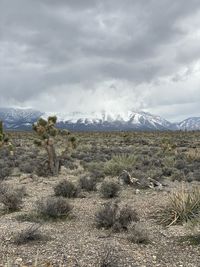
(0, 107), (199, 131)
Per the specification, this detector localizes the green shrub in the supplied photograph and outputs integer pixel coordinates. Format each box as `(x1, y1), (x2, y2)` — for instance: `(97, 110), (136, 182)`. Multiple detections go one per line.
(83, 162), (105, 181)
(104, 154), (136, 176)
(100, 181), (120, 198)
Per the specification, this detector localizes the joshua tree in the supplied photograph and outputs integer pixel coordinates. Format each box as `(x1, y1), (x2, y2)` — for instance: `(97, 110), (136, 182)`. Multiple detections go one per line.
(0, 121), (13, 154)
(0, 120), (4, 145)
(33, 116), (61, 175)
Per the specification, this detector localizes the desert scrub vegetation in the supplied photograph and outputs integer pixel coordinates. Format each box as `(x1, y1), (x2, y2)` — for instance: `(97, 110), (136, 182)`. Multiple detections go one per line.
(99, 247), (120, 267)
(36, 196), (73, 220)
(127, 222), (149, 244)
(54, 179), (80, 198)
(0, 165), (11, 180)
(157, 185), (200, 226)
(0, 184), (25, 212)
(95, 201), (139, 231)
(79, 175), (97, 191)
(100, 181), (120, 198)
(2, 131), (200, 265)
(13, 224), (44, 245)
(104, 153), (136, 176)
(33, 116), (76, 176)
(180, 235), (200, 246)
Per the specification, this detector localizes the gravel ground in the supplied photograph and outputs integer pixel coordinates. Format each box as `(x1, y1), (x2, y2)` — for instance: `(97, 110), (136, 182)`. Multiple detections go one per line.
(0, 168), (200, 267)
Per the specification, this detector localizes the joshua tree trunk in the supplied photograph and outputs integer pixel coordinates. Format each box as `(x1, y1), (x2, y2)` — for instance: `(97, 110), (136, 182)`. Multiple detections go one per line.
(0, 121), (3, 135)
(45, 140), (59, 175)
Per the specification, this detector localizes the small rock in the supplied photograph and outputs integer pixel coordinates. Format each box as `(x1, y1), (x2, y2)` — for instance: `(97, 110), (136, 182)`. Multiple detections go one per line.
(135, 189), (140, 194)
(14, 258), (23, 264)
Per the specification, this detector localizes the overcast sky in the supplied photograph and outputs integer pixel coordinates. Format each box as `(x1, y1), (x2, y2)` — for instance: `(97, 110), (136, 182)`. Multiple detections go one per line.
(0, 0), (200, 121)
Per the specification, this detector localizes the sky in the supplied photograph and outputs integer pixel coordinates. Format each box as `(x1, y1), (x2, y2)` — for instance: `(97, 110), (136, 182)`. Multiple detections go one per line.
(0, 0), (200, 122)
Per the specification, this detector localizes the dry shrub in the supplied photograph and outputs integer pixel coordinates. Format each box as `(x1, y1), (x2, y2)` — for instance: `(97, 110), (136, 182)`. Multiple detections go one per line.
(0, 184), (25, 212)
(186, 148), (200, 162)
(14, 224), (44, 245)
(127, 222), (149, 244)
(116, 206), (139, 231)
(95, 201), (139, 231)
(99, 247), (119, 267)
(100, 181), (120, 198)
(79, 175), (97, 191)
(0, 166), (11, 180)
(54, 180), (79, 198)
(36, 196), (73, 219)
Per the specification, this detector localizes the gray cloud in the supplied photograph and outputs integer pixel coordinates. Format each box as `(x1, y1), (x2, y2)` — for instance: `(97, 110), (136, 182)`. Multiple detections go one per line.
(0, 0), (200, 120)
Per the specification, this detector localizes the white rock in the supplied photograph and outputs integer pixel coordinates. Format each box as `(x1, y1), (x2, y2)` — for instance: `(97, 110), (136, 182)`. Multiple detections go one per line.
(14, 258), (23, 264)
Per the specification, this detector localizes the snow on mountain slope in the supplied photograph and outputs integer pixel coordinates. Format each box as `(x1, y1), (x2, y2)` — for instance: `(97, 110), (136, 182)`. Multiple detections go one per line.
(44, 111), (133, 123)
(0, 107), (198, 131)
(178, 117), (200, 131)
(0, 108), (44, 129)
(34, 109), (178, 131)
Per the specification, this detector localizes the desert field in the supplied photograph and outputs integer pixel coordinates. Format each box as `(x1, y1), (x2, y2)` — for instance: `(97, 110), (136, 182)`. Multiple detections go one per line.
(0, 130), (200, 267)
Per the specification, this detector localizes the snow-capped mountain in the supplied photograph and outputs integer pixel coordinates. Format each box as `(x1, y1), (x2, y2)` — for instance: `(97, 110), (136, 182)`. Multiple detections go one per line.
(178, 117), (200, 131)
(42, 110), (178, 131)
(0, 108), (44, 129)
(0, 107), (198, 131)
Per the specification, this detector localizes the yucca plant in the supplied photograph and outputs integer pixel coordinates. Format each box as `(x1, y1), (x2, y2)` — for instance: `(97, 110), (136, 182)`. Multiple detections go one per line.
(157, 185), (200, 226)
(104, 153), (136, 176)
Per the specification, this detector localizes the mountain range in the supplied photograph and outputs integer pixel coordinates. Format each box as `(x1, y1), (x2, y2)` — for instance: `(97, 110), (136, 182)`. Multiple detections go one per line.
(0, 107), (199, 131)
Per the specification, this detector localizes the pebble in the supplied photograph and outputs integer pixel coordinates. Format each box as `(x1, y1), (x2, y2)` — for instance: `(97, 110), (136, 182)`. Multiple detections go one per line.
(14, 257), (23, 264)
(135, 189), (140, 194)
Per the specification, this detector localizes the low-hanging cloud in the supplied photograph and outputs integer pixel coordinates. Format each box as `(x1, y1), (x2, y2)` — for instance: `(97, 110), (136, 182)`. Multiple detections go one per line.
(0, 0), (200, 121)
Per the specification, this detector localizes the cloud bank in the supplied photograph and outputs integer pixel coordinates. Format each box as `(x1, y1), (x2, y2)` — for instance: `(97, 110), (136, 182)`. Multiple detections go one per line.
(0, 0), (200, 121)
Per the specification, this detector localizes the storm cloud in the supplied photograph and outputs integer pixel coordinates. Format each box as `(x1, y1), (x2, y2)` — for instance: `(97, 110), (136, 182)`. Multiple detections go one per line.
(0, 0), (200, 121)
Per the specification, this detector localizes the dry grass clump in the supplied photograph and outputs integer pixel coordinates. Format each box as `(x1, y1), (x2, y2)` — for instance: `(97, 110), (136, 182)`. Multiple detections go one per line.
(100, 181), (120, 198)
(36, 196), (73, 220)
(104, 154), (136, 176)
(13, 224), (44, 245)
(179, 233), (200, 246)
(127, 222), (149, 244)
(95, 201), (139, 231)
(157, 185), (200, 226)
(19, 162), (35, 174)
(186, 148), (200, 162)
(54, 179), (79, 198)
(0, 166), (11, 180)
(78, 175), (97, 191)
(0, 184), (25, 212)
(99, 247), (120, 267)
